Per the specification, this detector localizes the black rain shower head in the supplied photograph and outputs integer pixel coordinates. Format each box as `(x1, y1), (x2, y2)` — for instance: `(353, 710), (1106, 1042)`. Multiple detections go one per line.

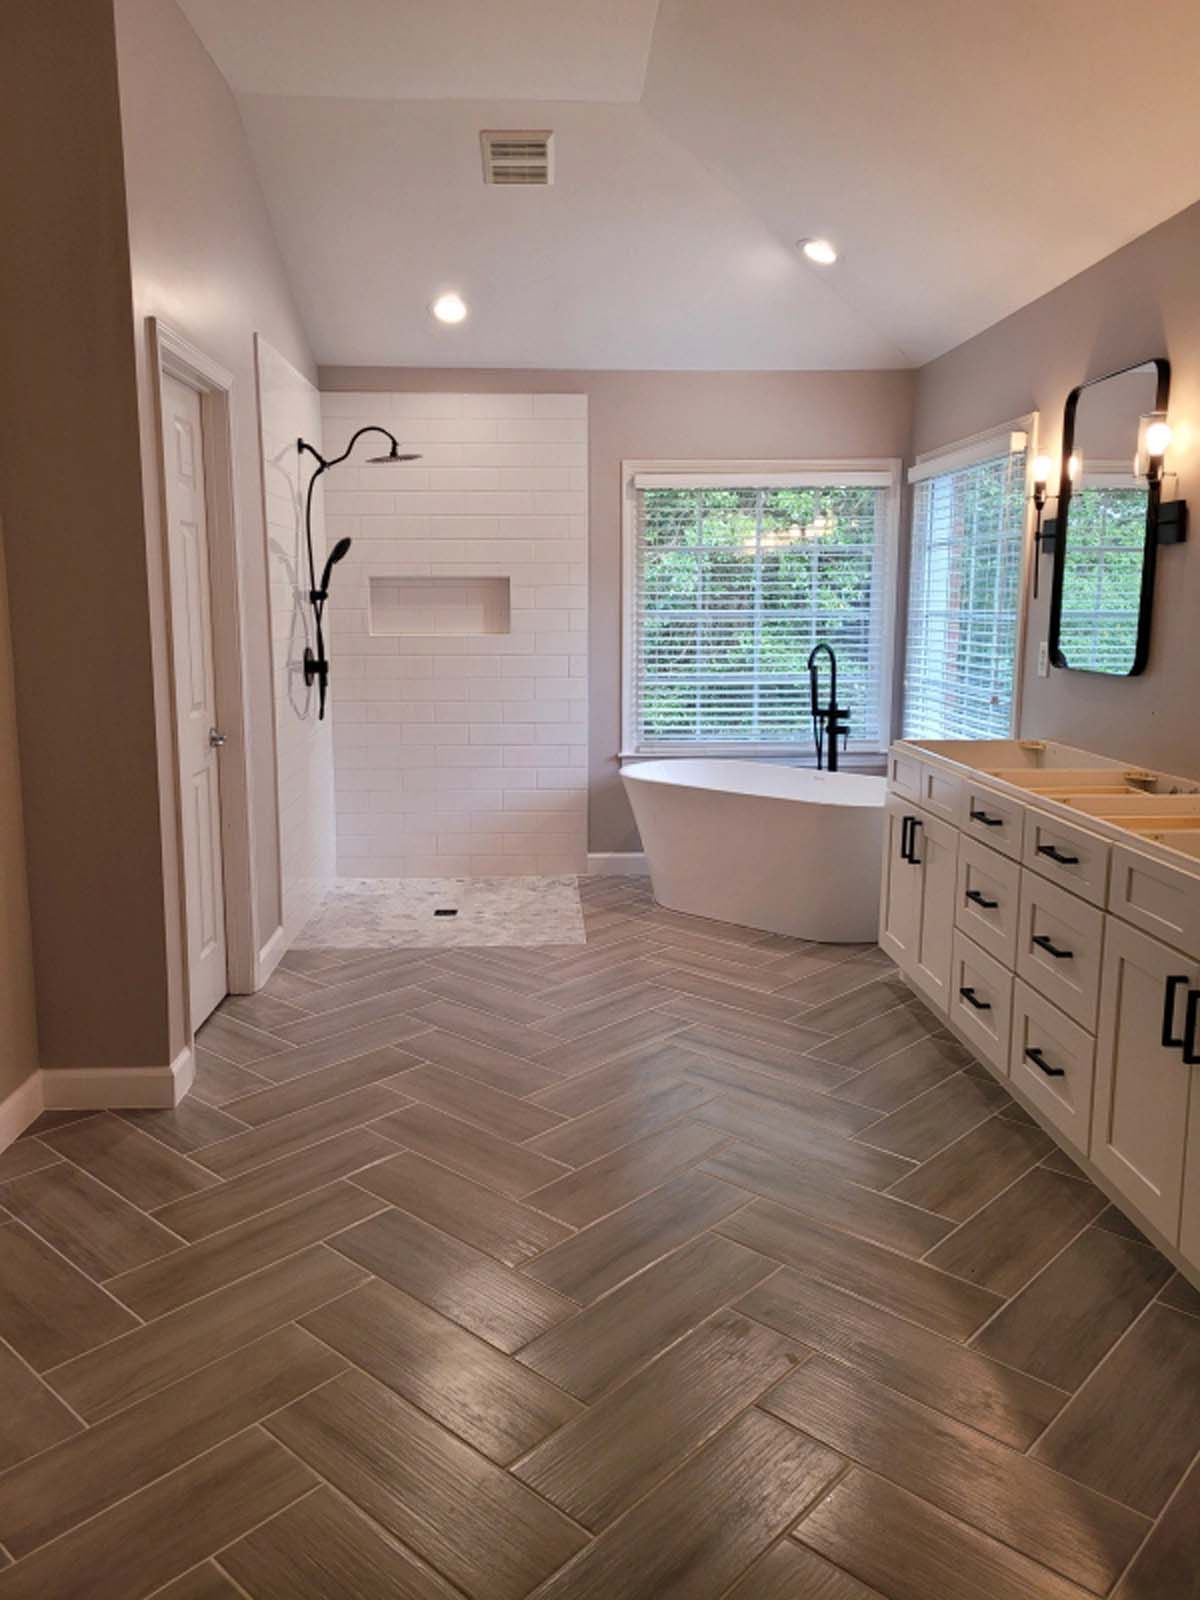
(367, 443), (422, 463)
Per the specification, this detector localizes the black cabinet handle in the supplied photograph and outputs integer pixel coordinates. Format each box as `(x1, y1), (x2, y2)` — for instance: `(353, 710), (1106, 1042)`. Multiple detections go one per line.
(1032, 933), (1074, 960)
(969, 808), (1004, 828)
(1162, 975), (1189, 1048)
(1185, 989), (1200, 1067)
(908, 817), (923, 865)
(1025, 1046), (1065, 1078)
(965, 888), (999, 909)
(1037, 843), (1080, 866)
(899, 815), (913, 862)
(959, 986), (992, 1011)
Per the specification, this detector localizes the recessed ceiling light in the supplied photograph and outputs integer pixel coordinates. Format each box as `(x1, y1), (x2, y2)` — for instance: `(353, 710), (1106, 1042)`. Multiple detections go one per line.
(432, 292), (468, 324)
(800, 238), (838, 266)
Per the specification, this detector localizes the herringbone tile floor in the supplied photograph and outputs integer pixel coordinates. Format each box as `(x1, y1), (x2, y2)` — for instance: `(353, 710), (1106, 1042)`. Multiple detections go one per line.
(1, 875), (1198, 1598)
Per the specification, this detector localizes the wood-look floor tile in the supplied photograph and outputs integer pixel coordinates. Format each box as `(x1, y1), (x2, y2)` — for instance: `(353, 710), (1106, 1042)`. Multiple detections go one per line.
(408, 999), (555, 1062)
(405, 1025), (561, 1094)
(279, 945), (352, 975)
(527, 1119), (728, 1227)
(0, 1429), (316, 1600)
(974, 1227), (1175, 1391)
(681, 1054), (881, 1138)
(717, 1199), (1002, 1340)
(703, 1142), (953, 1258)
(636, 906), (774, 949)
(371, 1102), (568, 1197)
(240, 1017), (433, 1084)
(430, 950), (562, 995)
(0, 1325), (342, 1559)
(269, 995), (434, 1049)
(797, 1470), (1094, 1600)
(350, 1151), (573, 1266)
(390, 1061), (565, 1141)
(417, 968), (563, 1024)
(218, 1483), (457, 1600)
(218, 988), (310, 1033)
(533, 959), (675, 1012)
(518, 1230), (778, 1400)
(152, 1562), (244, 1600)
(694, 1095), (916, 1190)
(16, 1109), (97, 1139)
(726, 1542), (886, 1599)
(832, 1032), (972, 1113)
(195, 1012), (292, 1066)
(534, 1007), (687, 1077)
(152, 1126), (398, 1242)
(530, 1038), (698, 1117)
(532, 984), (674, 1044)
(1113, 1452), (1200, 1598)
(653, 967), (809, 1020)
(221, 1045), (423, 1128)
(0, 1340), (81, 1471)
(1159, 1271), (1200, 1316)
(925, 1167), (1108, 1296)
(332, 1205), (575, 1350)
(260, 964), (332, 1003)
(105, 1182), (384, 1319)
(528, 1406), (843, 1600)
(41, 1114), (219, 1209)
(188, 1049), (268, 1108)
(775, 958), (894, 1012)
(304, 948), (436, 987)
(781, 977), (913, 1035)
(739, 1268), (1065, 1450)
(516, 1307), (802, 1530)
(117, 1099), (248, 1155)
(1091, 1202), (1151, 1244)
(888, 1113), (1055, 1221)
(44, 1245), (367, 1421)
(649, 943), (807, 994)
(675, 1021), (851, 1092)
(529, 1080), (715, 1168)
(854, 1070), (1009, 1162)
(806, 1002), (942, 1069)
(0, 1140), (61, 1183)
(524, 1169), (750, 1303)
(286, 967), (439, 1018)
(1033, 1303), (1200, 1516)
(1040, 1145), (1092, 1180)
(0, 1221), (138, 1370)
(266, 1367), (586, 1600)
(301, 1277), (581, 1464)
(195, 1085), (409, 1179)
(0, 1163), (181, 1280)
(657, 991), (833, 1051)
(765, 1357), (1146, 1592)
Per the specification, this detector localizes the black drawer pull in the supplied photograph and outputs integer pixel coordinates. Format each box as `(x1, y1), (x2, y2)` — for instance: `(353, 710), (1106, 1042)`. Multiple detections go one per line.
(959, 986), (992, 1011)
(1037, 843), (1080, 866)
(1025, 1046), (1065, 1078)
(1161, 975), (1189, 1049)
(901, 816), (923, 866)
(969, 808), (1004, 828)
(1032, 933), (1074, 960)
(965, 888), (999, 909)
(1185, 989), (1200, 1067)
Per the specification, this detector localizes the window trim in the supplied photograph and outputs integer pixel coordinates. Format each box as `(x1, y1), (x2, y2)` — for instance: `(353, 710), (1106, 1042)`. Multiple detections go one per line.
(620, 457), (904, 759)
(902, 413), (1039, 742)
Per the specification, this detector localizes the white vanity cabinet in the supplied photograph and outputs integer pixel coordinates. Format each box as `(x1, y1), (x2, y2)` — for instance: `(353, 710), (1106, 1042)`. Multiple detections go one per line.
(881, 738), (1200, 1281)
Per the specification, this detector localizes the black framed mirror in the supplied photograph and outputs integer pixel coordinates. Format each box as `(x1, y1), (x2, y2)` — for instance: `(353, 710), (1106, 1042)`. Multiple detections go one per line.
(1048, 358), (1169, 676)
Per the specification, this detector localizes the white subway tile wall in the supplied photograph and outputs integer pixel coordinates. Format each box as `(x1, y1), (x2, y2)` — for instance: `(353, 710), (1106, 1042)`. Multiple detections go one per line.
(255, 339), (337, 941)
(318, 391), (588, 877)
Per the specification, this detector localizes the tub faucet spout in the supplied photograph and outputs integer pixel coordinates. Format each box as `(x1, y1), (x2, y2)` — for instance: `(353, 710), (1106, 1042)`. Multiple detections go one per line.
(807, 642), (850, 772)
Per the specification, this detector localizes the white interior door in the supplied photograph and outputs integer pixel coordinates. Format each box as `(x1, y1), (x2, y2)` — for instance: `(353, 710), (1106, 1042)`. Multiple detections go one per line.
(162, 374), (228, 1030)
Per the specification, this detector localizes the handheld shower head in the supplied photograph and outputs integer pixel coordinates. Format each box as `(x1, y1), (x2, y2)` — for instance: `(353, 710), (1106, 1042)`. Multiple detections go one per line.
(318, 536), (353, 596)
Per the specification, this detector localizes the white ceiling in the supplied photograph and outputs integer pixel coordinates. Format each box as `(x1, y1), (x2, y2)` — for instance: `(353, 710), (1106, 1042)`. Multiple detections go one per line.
(181, 0), (1200, 369)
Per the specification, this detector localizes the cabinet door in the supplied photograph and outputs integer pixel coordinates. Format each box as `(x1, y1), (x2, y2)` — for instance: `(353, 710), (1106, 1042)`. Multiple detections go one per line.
(1092, 919), (1199, 1244)
(909, 809), (959, 1015)
(879, 795), (921, 970)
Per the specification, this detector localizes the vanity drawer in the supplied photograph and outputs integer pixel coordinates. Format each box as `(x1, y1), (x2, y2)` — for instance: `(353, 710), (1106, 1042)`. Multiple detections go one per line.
(1109, 842), (1200, 961)
(950, 929), (1013, 1075)
(1023, 810), (1110, 908)
(915, 763), (963, 825)
(955, 837), (1020, 966)
(888, 747), (924, 803)
(961, 782), (1024, 860)
(1016, 872), (1105, 1031)
(1010, 978), (1096, 1154)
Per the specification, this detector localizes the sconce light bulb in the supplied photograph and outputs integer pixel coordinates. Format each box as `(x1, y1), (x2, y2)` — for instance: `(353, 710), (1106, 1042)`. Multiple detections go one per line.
(1032, 453), (1053, 486)
(1144, 419), (1173, 459)
(1067, 453), (1081, 483)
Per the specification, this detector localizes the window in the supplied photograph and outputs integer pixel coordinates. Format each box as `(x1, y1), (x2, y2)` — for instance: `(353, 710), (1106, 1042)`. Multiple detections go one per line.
(903, 429), (1031, 741)
(622, 462), (900, 756)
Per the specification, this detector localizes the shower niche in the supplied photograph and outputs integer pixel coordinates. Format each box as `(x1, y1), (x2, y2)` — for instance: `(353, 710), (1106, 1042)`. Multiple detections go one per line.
(368, 575), (512, 637)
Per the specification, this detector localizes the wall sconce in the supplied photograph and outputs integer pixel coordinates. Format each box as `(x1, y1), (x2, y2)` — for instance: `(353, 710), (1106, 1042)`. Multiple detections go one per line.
(1030, 452), (1059, 599)
(1136, 412), (1188, 543)
(297, 427), (421, 719)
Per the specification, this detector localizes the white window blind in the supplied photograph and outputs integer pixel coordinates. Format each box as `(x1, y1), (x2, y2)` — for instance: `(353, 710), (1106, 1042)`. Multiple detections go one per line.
(628, 476), (894, 753)
(903, 442), (1027, 740)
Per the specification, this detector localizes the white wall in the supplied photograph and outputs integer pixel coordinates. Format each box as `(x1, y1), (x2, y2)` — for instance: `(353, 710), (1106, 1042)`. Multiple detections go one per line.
(256, 339), (336, 941)
(319, 391), (589, 877)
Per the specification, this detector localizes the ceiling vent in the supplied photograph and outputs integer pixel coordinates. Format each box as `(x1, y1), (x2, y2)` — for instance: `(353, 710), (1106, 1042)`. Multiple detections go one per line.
(480, 130), (554, 186)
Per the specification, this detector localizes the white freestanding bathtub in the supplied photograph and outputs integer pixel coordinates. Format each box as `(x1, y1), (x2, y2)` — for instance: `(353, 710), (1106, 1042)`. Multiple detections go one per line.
(621, 759), (886, 942)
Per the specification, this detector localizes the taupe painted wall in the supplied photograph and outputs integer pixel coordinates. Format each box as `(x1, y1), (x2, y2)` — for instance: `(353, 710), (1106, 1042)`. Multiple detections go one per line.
(321, 368), (915, 849)
(914, 199), (1200, 778)
(0, 534), (39, 1105)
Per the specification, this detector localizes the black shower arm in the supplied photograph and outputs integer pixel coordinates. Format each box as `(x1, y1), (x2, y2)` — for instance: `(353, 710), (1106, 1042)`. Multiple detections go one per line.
(299, 427), (400, 602)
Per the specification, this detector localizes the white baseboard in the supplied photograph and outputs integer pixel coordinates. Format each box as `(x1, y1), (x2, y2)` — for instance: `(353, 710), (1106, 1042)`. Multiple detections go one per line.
(255, 923), (289, 988)
(41, 1046), (195, 1112)
(0, 1070), (45, 1150)
(587, 852), (649, 876)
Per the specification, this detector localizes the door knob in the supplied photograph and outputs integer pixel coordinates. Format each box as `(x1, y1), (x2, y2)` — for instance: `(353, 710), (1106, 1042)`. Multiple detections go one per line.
(209, 728), (228, 748)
